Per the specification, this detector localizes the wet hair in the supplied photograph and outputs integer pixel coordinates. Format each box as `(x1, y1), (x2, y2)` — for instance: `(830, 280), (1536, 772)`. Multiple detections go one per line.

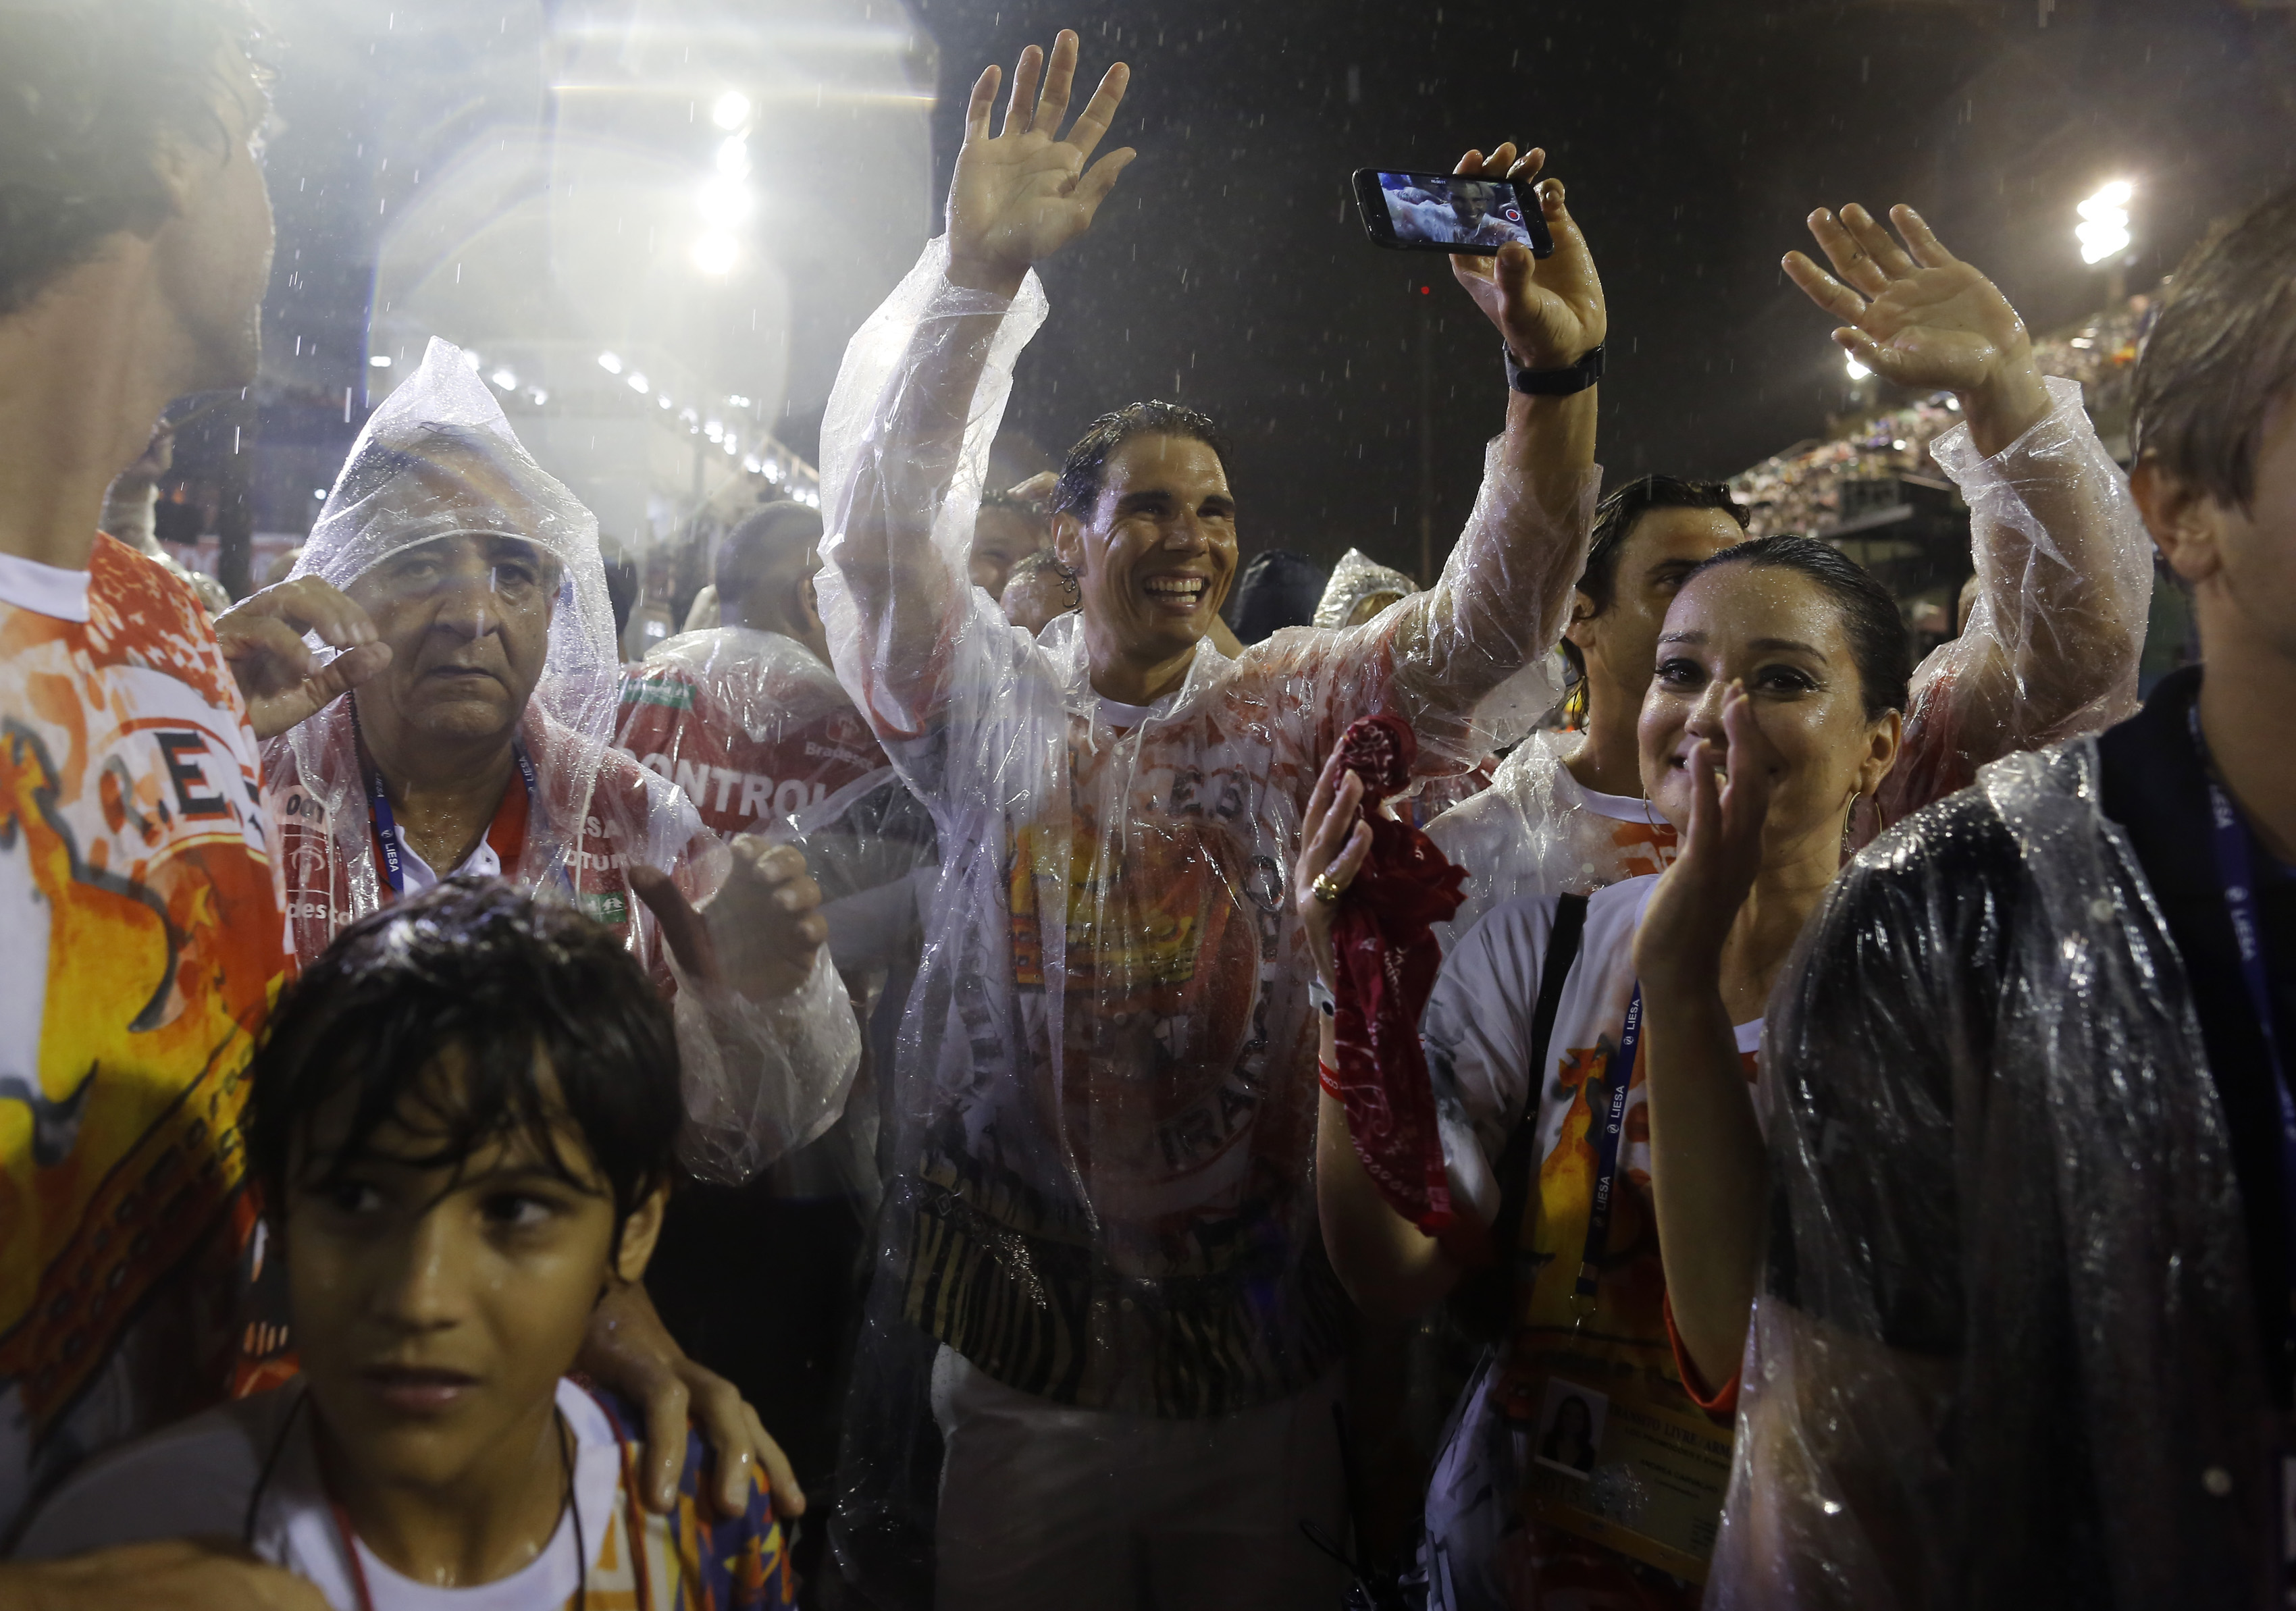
(1228, 549), (1327, 643)
(715, 500), (823, 616)
(978, 487), (1045, 522)
(1006, 548), (1072, 593)
(1679, 535), (1912, 720)
(1050, 400), (1232, 519)
(246, 878), (682, 1259)
(1558, 475), (1750, 719)
(2131, 183), (2296, 513)
(0, 0), (261, 317)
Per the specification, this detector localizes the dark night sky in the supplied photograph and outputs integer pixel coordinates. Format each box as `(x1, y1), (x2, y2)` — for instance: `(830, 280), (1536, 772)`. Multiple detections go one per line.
(903, 0), (2296, 582)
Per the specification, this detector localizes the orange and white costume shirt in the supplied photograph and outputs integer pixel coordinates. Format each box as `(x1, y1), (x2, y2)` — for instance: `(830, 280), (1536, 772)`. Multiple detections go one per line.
(0, 534), (288, 1537)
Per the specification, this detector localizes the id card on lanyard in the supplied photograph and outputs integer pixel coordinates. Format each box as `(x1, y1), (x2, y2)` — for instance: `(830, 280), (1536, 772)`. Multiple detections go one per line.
(2192, 703), (2296, 1592)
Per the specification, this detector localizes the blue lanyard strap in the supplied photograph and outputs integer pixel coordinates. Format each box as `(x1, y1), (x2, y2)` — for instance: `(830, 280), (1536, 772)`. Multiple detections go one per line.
(1575, 983), (1643, 1300)
(353, 700), (538, 899)
(2190, 704), (2296, 1316)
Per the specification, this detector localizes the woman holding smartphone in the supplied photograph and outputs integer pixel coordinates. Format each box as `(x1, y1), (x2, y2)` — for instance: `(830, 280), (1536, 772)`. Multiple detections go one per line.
(1299, 533), (1909, 1607)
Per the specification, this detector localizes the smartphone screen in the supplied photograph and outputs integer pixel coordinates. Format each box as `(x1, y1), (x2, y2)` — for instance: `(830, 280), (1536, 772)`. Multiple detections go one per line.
(1353, 169), (1553, 257)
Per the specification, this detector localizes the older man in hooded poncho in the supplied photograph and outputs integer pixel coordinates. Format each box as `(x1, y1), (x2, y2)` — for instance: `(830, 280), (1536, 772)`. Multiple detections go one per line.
(263, 340), (858, 1182)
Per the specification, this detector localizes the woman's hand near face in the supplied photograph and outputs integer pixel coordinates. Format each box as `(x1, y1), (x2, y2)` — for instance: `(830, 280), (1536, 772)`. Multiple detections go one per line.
(1294, 747), (1373, 988)
(1783, 204), (2052, 456)
(1634, 681), (1781, 1394)
(1634, 683), (1782, 992)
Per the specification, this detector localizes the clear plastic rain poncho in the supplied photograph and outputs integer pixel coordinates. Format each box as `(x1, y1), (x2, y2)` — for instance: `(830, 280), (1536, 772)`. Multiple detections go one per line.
(812, 236), (1596, 1592)
(1311, 546), (1419, 631)
(1708, 731), (2270, 1609)
(617, 621), (942, 1191)
(1429, 373), (2156, 949)
(266, 338), (856, 1180)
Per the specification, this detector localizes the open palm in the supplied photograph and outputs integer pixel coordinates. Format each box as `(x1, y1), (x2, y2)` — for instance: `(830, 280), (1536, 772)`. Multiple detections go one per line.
(1785, 203), (2030, 396)
(947, 30), (1134, 288)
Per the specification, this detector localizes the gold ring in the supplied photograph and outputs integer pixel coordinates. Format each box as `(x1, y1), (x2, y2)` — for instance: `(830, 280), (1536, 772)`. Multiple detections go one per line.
(1311, 872), (1345, 905)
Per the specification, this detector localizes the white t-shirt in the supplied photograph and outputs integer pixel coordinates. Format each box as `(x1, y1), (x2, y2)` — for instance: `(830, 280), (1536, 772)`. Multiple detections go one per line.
(16, 1379), (619, 1611)
(1417, 876), (1765, 1606)
(1424, 876), (1763, 1225)
(1427, 728), (1682, 953)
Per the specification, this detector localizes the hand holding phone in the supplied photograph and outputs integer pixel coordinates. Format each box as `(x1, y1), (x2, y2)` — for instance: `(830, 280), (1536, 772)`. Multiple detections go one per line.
(1400, 142), (1606, 373)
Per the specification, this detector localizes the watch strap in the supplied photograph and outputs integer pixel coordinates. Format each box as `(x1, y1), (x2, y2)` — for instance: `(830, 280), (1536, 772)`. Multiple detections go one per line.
(1505, 342), (1604, 397)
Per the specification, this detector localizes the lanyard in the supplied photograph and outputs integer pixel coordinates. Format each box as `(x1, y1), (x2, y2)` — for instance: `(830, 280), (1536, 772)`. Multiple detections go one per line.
(361, 738), (539, 898)
(2191, 705), (2296, 1282)
(323, 1405), (641, 1611)
(2191, 704), (2296, 1588)
(1575, 983), (1643, 1300)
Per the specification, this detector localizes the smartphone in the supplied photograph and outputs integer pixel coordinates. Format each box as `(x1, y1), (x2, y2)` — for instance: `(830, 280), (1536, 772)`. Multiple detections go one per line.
(1352, 169), (1555, 258)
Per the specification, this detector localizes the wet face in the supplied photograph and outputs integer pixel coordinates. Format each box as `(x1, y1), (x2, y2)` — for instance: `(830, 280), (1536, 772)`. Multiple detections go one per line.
(1053, 433), (1239, 669)
(1638, 562), (1899, 854)
(284, 1049), (662, 1502)
(969, 506), (1041, 600)
(348, 496), (558, 752)
(1569, 507), (1747, 712)
(153, 48), (276, 393)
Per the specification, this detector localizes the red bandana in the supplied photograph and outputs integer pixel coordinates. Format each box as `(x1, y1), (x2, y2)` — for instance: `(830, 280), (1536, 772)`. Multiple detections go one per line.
(1327, 713), (1468, 1230)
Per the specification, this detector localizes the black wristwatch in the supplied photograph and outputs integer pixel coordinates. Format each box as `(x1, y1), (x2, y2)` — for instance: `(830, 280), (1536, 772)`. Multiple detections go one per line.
(1504, 342), (1604, 397)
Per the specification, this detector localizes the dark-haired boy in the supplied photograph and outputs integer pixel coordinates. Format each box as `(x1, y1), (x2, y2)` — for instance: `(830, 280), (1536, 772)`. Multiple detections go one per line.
(16, 880), (795, 1608)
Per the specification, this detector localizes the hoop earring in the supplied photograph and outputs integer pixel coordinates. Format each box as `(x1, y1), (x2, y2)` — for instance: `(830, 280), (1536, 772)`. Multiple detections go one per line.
(1051, 557), (1081, 607)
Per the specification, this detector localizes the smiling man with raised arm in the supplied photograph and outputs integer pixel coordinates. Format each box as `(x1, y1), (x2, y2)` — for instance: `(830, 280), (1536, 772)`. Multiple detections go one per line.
(813, 30), (1603, 1610)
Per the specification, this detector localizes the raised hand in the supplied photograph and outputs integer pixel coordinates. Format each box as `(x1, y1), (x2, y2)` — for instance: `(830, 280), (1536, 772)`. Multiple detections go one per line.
(1634, 683), (1781, 991)
(214, 576), (391, 741)
(1448, 144), (1606, 372)
(1294, 747), (1374, 988)
(946, 29), (1136, 296)
(1785, 203), (2052, 452)
(633, 839), (829, 1004)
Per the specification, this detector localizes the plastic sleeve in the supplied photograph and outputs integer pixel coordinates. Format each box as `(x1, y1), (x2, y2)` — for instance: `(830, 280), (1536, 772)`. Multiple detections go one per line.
(814, 237), (1048, 745)
(1883, 375), (2152, 822)
(671, 941), (861, 1185)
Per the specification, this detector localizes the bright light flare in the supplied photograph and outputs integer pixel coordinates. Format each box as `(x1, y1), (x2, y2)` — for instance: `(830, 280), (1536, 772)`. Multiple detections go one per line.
(692, 232), (737, 275)
(716, 135), (750, 178)
(369, 354), (392, 368)
(1845, 350), (1870, 381)
(2077, 180), (2133, 265)
(696, 178), (752, 228)
(712, 91), (751, 130)
(597, 351), (623, 374)
(627, 371), (650, 395)
(490, 367), (517, 391)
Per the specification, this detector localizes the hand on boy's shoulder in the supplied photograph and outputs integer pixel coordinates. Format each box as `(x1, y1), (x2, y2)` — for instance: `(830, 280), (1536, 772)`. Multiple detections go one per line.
(0, 1539), (329, 1611)
(589, 1385), (798, 1609)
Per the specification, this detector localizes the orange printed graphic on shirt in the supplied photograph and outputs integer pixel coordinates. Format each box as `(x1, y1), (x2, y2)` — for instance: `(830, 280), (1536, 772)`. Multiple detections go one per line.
(1604, 816), (1678, 882)
(0, 536), (287, 1439)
